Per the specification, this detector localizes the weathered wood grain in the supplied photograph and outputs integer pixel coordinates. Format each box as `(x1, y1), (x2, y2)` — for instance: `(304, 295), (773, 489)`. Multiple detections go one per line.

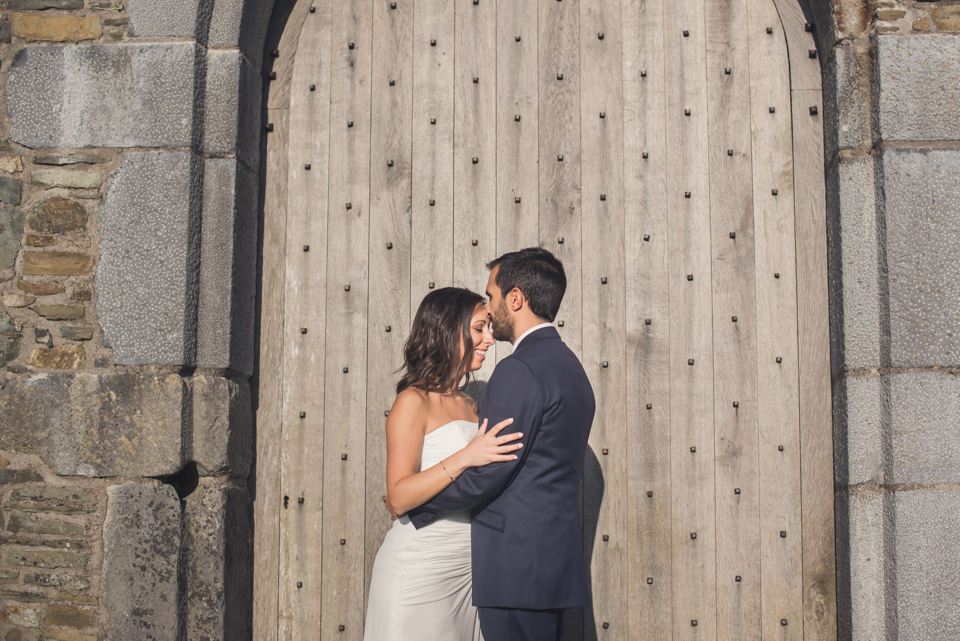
(254, 107), (289, 641)
(623, 0), (672, 637)
(453, 0), (497, 378)
(772, 0), (821, 91)
(411, 0), (455, 318)
(748, 2), (804, 638)
(320, 1), (373, 638)
(496, 0), (539, 363)
(705, 1), (762, 639)
(791, 86), (836, 641)
(364, 0), (414, 621)
(664, 0), (718, 636)
(580, 0), (626, 637)
(539, 0), (582, 363)
(277, 4), (333, 639)
(267, 0), (316, 110)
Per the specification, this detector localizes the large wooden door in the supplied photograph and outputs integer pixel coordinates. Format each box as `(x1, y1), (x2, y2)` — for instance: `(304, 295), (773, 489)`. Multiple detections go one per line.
(254, 0), (836, 639)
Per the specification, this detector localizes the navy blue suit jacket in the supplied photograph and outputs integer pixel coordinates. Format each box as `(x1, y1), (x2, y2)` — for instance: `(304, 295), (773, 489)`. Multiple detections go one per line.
(409, 327), (596, 609)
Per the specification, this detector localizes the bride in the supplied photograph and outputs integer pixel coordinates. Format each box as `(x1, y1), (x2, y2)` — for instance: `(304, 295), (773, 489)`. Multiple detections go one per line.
(364, 287), (522, 640)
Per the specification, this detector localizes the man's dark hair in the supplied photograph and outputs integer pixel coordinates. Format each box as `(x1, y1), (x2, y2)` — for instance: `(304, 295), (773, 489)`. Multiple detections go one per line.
(486, 247), (566, 322)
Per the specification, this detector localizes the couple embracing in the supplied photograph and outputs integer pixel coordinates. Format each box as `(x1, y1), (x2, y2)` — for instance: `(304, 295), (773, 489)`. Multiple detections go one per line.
(364, 248), (596, 641)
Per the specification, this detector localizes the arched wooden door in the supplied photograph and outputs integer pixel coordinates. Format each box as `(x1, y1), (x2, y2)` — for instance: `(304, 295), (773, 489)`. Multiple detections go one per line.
(254, 0), (836, 639)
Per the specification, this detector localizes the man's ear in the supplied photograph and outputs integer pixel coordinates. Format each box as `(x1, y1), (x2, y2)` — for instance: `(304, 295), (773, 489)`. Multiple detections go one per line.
(508, 287), (525, 312)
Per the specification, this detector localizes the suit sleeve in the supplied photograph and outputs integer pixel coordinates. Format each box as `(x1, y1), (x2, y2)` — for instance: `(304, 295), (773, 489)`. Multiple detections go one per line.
(408, 357), (542, 526)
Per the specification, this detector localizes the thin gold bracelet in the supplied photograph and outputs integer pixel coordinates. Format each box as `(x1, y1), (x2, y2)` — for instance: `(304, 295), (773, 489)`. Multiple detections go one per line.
(440, 460), (456, 482)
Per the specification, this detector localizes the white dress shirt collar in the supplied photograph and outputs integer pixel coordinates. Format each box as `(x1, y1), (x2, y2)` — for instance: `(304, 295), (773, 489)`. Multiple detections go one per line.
(512, 322), (554, 353)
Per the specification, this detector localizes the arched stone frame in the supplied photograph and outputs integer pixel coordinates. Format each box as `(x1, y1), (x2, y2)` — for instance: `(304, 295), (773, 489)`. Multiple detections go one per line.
(244, 1), (852, 639)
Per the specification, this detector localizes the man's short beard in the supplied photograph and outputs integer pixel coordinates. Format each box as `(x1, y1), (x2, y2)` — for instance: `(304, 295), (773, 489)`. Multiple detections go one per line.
(490, 300), (514, 343)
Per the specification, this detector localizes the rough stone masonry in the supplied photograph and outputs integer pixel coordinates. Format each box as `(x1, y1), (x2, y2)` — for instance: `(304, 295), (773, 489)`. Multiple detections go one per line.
(0, 0), (958, 640)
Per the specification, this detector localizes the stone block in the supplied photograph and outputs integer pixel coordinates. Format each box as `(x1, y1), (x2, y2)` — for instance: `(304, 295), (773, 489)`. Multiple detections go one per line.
(0, 373), (187, 478)
(0, 157), (23, 174)
(9, 0), (83, 9)
(25, 236), (54, 248)
(829, 156), (885, 371)
(27, 199), (86, 235)
(0, 333), (22, 368)
(0, 590), (48, 603)
(59, 328), (92, 342)
(0, 605), (41, 627)
(878, 35), (960, 141)
(4, 293), (33, 308)
(10, 14), (102, 43)
(0, 178), (22, 206)
(31, 306), (83, 321)
(0, 468), (43, 484)
(888, 372), (960, 484)
(104, 484), (181, 641)
(4, 549), (86, 569)
(8, 487), (97, 513)
(0, 570), (16, 585)
(837, 490), (893, 641)
(209, 0), (275, 68)
(895, 489), (960, 640)
(204, 49), (261, 169)
(22, 573), (88, 592)
(27, 345), (84, 369)
(33, 156), (109, 167)
(127, 0), (201, 37)
(31, 170), (100, 190)
(97, 152), (199, 366)
(198, 159), (257, 373)
(184, 484), (252, 641)
(22, 252), (92, 276)
(823, 44), (871, 160)
(55, 593), (96, 606)
(7, 43), (197, 150)
(44, 605), (94, 629)
(934, 6), (960, 32)
(0, 208), (24, 271)
(835, 375), (886, 486)
(885, 148), (960, 367)
(5, 515), (84, 537)
(191, 376), (252, 478)
(17, 281), (62, 296)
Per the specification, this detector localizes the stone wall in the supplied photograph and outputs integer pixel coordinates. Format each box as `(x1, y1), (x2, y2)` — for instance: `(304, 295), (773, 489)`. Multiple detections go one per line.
(823, 2), (960, 640)
(0, 0), (268, 639)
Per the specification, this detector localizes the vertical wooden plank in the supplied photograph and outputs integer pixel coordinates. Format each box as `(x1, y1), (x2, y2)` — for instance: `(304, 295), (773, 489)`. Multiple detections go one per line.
(772, 2), (836, 636)
(453, 0), (497, 377)
(411, 0), (454, 313)
(254, 107), (289, 641)
(539, 0), (582, 360)
(496, 0), (538, 258)
(664, 0), (717, 636)
(365, 0), (413, 621)
(277, 4), (333, 638)
(623, 0), (672, 637)
(580, 0), (626, 638)
(321, 0), (373, 638)
(747, 3), (804, 639)
(539, 1), (582, 637)
(791, 86), (836, 641)
(704, 1), (762, 640)
(495, 0), (539, 329)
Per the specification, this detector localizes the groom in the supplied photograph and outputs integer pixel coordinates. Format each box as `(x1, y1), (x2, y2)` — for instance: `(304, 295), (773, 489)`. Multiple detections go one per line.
(407, 247), (596, 641)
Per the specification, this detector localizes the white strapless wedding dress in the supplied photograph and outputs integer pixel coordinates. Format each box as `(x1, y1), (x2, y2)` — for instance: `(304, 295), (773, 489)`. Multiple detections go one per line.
(364, 420), (484, 641)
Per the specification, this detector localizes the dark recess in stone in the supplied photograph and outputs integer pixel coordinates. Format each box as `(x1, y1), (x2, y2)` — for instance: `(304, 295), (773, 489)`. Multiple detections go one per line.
(161, 461), (199, 499)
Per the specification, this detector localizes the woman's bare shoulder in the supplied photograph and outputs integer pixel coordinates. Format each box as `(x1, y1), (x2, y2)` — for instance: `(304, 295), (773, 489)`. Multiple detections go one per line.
(389, 388), (430, 425)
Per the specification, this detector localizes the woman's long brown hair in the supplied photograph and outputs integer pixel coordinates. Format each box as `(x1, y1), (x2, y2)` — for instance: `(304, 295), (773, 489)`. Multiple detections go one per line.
(396, 287), (486, 395)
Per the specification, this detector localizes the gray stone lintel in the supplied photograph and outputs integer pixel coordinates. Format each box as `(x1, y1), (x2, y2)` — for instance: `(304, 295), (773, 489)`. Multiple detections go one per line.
(878, 35), (960, 143)
(104, 483), (182, 641)
(7, 43), (199, 150)
(0, 372), (187, 478)
(823, 43), (872, 161)
(885, 148), (960, 368)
